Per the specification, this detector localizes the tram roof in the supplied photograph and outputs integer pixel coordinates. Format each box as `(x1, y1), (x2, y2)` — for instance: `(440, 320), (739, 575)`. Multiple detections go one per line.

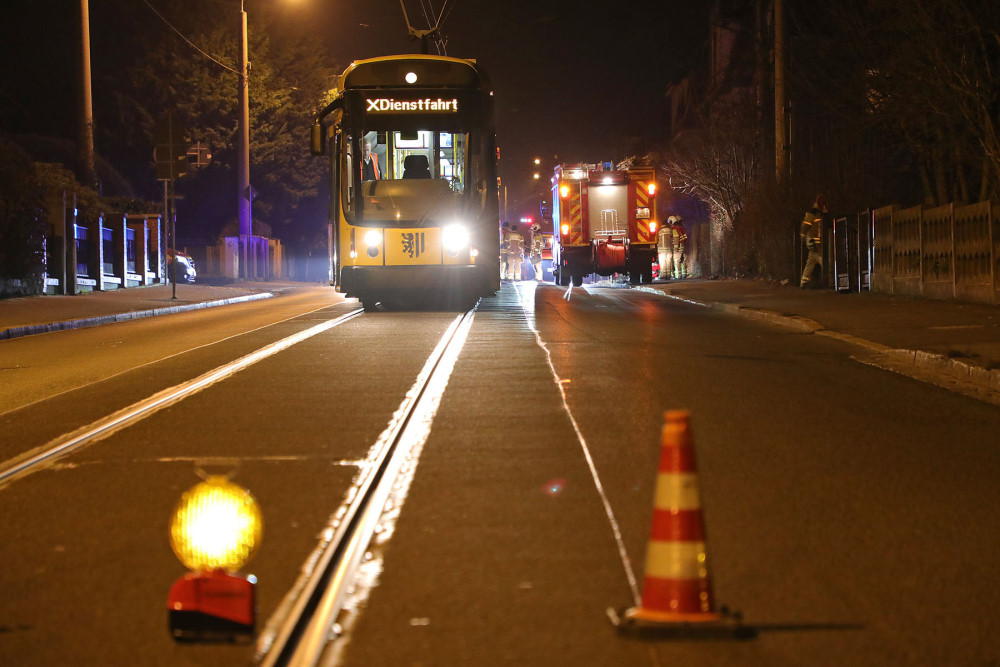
(339, 55), (488, 92)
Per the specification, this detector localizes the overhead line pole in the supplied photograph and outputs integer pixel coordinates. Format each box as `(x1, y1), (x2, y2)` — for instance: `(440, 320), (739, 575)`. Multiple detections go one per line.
(774, 0), (788, 185)
(78, 0), (98, 190)
(238, 1), (252, 279)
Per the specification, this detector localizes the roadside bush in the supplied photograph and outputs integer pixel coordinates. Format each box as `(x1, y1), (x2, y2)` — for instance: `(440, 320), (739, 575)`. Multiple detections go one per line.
(723, 183), (803, 281)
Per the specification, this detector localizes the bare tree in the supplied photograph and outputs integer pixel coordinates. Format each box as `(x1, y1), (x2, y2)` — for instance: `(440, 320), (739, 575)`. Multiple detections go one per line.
(816, 0), (1000, 204)
(664, 94), (766, 233)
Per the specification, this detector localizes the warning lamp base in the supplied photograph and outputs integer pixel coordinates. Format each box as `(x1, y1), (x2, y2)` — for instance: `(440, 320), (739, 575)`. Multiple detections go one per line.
(608, 606), (756, 640)
(168, 570), (256, 642)
(169, 610), (255, 643)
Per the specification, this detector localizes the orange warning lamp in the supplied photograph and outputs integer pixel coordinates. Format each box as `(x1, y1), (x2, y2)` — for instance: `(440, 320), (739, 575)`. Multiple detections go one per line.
(167, 475), (262, 641)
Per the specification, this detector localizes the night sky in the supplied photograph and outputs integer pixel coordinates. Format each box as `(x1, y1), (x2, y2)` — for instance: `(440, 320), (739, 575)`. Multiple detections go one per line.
(0, 0), (708, 221)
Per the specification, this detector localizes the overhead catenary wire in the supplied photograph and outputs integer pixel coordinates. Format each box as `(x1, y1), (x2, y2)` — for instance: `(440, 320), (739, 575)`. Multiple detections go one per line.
(420, 0), (454, 54)
(401, 0), (452, 55)
(140, 0), (240, 76)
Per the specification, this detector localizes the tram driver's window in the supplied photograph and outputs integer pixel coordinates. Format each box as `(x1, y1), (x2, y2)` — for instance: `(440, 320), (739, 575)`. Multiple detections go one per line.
(361, 131), (382, 182)
(394, 130), (433, 179)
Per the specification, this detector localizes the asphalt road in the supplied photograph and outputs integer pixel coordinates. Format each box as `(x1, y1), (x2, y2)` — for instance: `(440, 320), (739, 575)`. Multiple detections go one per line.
(1, 283), (998, 666)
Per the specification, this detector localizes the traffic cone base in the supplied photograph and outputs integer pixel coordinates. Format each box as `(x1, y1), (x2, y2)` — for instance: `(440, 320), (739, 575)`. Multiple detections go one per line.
(623, 606), (724, 625)
(610, 410), (755, 640)
(611, 604), (755, 639)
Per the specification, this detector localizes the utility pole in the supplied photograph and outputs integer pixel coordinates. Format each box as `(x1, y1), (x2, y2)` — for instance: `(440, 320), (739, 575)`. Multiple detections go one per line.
(773, 0), (788, 185)
(78, 0), (98, 190)
(238, 3), (252, 279)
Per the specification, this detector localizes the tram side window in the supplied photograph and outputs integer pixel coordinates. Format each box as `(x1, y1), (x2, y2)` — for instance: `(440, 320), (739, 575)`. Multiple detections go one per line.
(342, 133), (355, 210)
(439, 132), (466, 193)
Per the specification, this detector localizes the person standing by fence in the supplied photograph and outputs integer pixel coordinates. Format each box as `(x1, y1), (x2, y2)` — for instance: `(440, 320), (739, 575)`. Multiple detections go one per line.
(800, 195), (828, 288)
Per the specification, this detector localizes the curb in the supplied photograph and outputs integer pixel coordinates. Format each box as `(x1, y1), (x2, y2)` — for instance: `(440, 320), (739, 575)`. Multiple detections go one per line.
(881, 348), (1000, 393)
(710, 302), (823, 333)
(0, 291), (275, 341)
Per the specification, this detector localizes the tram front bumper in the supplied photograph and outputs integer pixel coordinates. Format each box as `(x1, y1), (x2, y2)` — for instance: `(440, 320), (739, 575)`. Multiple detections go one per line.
(339, 265), (498, 299)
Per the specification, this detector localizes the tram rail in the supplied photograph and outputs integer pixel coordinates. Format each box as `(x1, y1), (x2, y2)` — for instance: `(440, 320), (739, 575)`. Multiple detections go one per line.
(255, 307), (476, 666)
(0, 308), (365, 489)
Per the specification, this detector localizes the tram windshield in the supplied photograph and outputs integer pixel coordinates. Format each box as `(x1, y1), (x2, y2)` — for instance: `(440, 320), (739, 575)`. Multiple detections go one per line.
(342, 126), (487, 226)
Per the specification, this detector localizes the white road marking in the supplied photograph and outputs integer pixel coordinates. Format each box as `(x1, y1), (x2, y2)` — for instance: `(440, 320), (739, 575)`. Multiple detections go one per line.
(514, 281), (642, 605)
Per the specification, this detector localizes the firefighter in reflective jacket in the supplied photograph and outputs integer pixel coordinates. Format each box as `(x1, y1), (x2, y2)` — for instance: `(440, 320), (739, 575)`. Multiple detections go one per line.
(507, 224), (525, 281)
(529, 224), (545, 281)
(657, 218), (673, 279)
(800, 195), (828, 288)
(670, 216), (688, 279)
(499, 221), (510, 280)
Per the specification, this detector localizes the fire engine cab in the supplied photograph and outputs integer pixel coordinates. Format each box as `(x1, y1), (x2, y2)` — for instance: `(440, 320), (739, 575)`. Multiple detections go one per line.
(550, 161), (658, 286)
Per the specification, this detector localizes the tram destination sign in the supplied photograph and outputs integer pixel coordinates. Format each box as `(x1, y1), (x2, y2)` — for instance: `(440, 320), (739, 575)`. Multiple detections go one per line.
(366, 97), (459, 113)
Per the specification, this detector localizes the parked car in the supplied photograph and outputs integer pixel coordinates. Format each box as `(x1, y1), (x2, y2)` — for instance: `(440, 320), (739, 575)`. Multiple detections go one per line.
(167, 250), (197, 283)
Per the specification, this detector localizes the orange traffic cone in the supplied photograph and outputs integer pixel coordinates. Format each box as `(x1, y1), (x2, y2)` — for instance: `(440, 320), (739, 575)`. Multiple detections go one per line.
(612, 410), (754, 639)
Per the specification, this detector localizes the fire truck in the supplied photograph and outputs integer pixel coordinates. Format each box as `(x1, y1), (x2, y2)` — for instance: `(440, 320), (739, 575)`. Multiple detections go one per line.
(550, 161), (658, 286)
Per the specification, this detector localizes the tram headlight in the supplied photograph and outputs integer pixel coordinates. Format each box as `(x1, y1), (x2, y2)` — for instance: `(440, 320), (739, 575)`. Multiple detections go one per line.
(442, 224), (470, 254)
(363, 230), (382, 248)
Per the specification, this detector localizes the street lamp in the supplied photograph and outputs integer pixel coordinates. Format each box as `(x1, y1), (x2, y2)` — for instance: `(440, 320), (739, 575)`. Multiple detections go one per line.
(238, 1), (252, 279)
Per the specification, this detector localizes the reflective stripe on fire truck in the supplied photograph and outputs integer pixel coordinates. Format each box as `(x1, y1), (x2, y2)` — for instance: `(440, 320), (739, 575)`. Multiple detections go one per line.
(633, 177), (654, 243)
(569, 192), (584, 245)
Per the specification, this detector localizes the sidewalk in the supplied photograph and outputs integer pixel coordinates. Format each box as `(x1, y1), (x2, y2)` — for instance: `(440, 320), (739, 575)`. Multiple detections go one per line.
(0, 283), (280, 340)
(3, 278), (999, 395)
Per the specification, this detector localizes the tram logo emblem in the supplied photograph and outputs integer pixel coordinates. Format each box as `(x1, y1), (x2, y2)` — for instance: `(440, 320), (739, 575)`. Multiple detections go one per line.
(366, 98), (459, 113)
(401, 232), (426, 258)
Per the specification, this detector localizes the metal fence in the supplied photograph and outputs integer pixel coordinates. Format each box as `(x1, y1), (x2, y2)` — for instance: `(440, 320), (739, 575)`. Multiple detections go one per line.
(42, 192), (164, 295)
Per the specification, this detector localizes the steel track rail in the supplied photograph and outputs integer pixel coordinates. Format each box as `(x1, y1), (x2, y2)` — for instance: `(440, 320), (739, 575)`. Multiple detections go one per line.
(0, 309), (364, 489)
(254, 308), (476, 667)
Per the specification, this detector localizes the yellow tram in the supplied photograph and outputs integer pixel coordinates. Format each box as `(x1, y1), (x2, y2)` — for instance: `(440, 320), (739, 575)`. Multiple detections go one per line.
(311, 55), (500, 311)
